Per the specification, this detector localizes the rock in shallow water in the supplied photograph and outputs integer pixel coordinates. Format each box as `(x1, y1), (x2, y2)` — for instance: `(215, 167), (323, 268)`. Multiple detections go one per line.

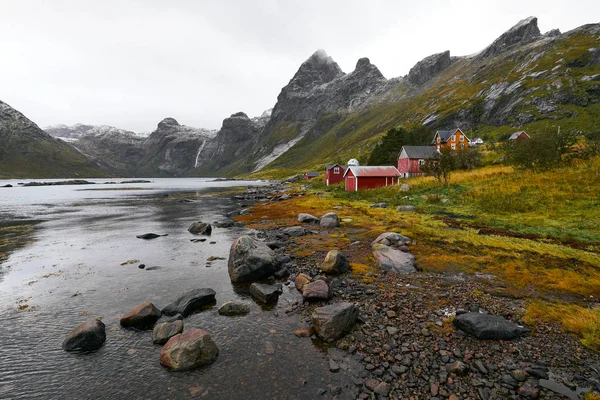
(159, 329), (219, 371)
(228, 235), (278, 283)
(63, 318), (106, 352)
(452, 312), (530, 340)
(218, 301), (250, 316)
(152, 320), (184, 345)
(187, 222), (212, 235)
(120, 302), (161, 330)
(249, 283), (282, 304)
(311, 302), (358, 341)
(161, 288), (217, 317)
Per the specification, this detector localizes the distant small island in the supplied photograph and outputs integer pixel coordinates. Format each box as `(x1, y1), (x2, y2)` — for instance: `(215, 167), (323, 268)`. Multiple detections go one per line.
(18, 179), (152, 187)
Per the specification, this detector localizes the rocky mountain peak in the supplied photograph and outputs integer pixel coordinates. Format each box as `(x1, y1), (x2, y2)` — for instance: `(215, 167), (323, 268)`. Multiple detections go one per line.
(286, 50), (344, 90)
(230, 111), (250, 119)
(480, 16), (541, 59)
(353, 57), (385, 80)
(544, 28), (561, 38)
(157, 117), (180, 130)
(407, 50), (452, 86)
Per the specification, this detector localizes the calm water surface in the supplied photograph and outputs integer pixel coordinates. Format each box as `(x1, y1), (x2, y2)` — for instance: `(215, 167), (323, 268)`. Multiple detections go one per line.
(0, 179), (351, 400)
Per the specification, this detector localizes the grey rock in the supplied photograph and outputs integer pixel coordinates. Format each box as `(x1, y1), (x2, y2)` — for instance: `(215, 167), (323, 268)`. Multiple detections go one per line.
(159, 328), (219, 371)
(370, 202), (388, 208)
(298, 213), (320, 224)
(152, 320), (184, 345)
(372, 244), (416, 274)
(396, 205), (415, 212)
(538, 379), (578, 400)
(372, 232), (411, 247)
(302, 280), (330, 302)
(62, 319), (106, 352)
(217, 301), (250, 316)
(120, 302), (161, 330)
(188, 222), (212, 235)
(399, 183), (411, 192)
(161, 288), (217, 317)
(282, 226), (307, 237)
(480, 17), (541, 59)
(453, 312), (530, 340)
(320, 212), (340, 228)
(321, 250), (350, 274)
(249, 283), (282, 304)
(227, 235), (278, 283)
(311, 302), (359, 341)
(407, 50), (453, 85)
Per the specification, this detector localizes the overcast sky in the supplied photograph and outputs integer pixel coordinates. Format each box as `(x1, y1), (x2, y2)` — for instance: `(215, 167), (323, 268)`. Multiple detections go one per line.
(1, 0), (597, 132)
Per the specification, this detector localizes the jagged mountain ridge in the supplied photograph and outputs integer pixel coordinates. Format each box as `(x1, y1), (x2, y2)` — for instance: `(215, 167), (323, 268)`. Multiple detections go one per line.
(8, 16), (600, 178)
(0, 101), (108, 178)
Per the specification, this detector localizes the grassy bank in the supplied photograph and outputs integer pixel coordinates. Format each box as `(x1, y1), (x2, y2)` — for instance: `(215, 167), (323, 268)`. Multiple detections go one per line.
(242, 157), (600, 351)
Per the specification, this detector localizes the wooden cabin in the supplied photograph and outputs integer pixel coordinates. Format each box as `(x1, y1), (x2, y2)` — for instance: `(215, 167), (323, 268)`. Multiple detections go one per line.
(343, 166), (401, 191)
(304, 172), (319, 180)
(508, 131), (530, 142)
(432, 128), (470, 151)
(324, 164), (347, 186)
(397, 146), (439, 178)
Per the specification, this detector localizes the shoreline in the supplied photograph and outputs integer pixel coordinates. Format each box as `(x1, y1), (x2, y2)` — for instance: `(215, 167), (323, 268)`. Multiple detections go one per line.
(235, 184), (600, 399)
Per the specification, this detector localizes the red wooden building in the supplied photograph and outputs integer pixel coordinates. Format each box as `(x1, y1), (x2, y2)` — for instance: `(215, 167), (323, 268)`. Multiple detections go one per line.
(343, 166), (401, 191)
(508, 131), (530, 142)
(304, 171), (319, 180)
(397, 146), (439, 178)
(324, 163), (347, 186)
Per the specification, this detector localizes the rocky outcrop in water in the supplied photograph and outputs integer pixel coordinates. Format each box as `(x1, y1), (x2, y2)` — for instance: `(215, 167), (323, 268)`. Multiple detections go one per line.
(161, 288), (217, 317)
(227, 235), (278, 283)
(62, 318), (106, 352)
(159, 329), (219, 371)
(152, 319), (184, 345)
(120, 302), (161, 329)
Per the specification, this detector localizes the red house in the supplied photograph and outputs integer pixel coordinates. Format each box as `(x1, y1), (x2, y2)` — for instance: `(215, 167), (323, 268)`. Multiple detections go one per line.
(324, 164), (347, 186)
(397, 146), (439, 178)
(304, 172), (319, 180)
(343, 166), (401, 191)
(509, 131), (530, 142)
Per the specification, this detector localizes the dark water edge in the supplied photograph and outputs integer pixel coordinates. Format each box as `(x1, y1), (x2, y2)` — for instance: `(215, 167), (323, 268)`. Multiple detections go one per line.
(0, 185), (353, 400)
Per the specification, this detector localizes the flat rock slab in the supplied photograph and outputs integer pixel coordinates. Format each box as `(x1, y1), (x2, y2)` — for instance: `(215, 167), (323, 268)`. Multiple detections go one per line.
(372, 244), (416, 274)
(63, 318), (106, 352)
(249, 283), (282, 304)
(298, 213), (320, 224)
(320, 212), (340, 228)
(188, 221), (212, 235)
(453, 312), (530, 340)
(152, 320), (184, 345)
(539, 379), (578, 400)
(161, 288), (216, 317)
(218, 301), (250, 316)
(302, 280), (330, 302)
(120, 302), (161, 330)
(160, 329), (219, 371)
(282, 226), (307, 237)
(311, 302), (359, 341)
(228, 235), (278, 283)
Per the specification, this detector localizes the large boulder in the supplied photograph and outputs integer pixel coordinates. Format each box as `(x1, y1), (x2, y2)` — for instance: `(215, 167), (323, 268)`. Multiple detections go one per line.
(302, 280), (330, 302)
(372, 244), (416, 274)
(453, 312), (530, 340)
(249, 283), (282, 304)
(311, 302), (359, 341)
(372, 232), (411, 247)
(62, 318), (106, 352)
(120, 302), (161, 330)
(188, 222), (212, 235)
(218, 301), (250, 316)
(159, 329), (219, 371)
(321, 250), (349, 274)
(319, 212), (340, 228)
(152, 320), (184, 345)
(298, 213), (320, 224)
(161, 288), (217, 317)
(228, 236), (278, 283)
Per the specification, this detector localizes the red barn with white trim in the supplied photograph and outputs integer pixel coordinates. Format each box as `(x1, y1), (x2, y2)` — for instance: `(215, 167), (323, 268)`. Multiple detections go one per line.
(343, 166), (401, 191)
(397, 146), (439, 178)
(324, 163), (347, 186)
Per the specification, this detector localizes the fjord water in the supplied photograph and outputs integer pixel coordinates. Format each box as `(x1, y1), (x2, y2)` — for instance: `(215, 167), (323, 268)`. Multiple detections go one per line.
(0, 179), (345, 399)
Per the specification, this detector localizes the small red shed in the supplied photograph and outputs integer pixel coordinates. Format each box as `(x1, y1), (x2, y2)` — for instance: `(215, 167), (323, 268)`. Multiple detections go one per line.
(397, 146), (439, 178)
(508, 131), (530, 142)
(343, 166), (401, 191)
(324, 164), (347, 186)
(304, 171), (319, 180)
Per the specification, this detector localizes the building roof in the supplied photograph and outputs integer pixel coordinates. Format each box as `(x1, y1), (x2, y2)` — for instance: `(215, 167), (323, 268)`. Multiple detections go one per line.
(325, 164), (347, 171)
(343, 166), (401, 178)
(305, 172), (319, 177)
(509, 131), (529, 140)
(399, 145), (439, 160)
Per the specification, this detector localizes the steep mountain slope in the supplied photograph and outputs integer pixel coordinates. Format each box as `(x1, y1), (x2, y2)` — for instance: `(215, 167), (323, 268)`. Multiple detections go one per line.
(0, 100), (107, 178)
